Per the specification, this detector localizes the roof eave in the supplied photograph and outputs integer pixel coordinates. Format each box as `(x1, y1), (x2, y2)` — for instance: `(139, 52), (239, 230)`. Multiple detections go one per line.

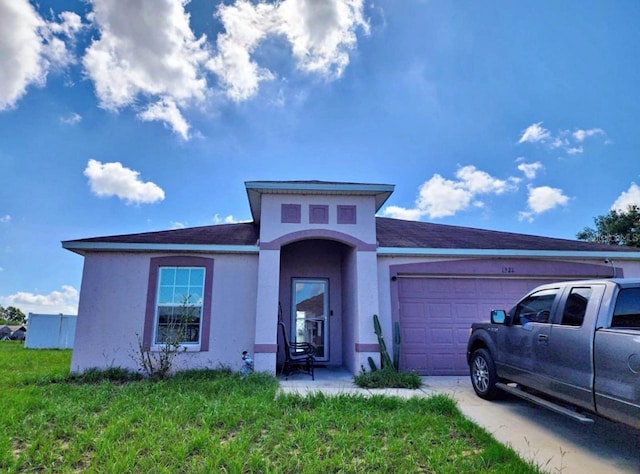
(376, 247), (640, 259)
(62, 241), (260, 255)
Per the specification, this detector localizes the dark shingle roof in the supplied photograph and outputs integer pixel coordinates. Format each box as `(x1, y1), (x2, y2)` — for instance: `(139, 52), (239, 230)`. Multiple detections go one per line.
(375, 217), (637, 252)
(64, 222), (259, 246)
(63, 217), (636, 253)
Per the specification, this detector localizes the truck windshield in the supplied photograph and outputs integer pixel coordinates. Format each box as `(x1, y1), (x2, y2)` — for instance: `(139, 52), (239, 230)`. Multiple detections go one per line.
(612, 288), (640, 328)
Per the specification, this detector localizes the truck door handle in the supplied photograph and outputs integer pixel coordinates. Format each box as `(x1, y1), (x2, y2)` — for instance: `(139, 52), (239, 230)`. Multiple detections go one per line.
(538, 334), (548, 343)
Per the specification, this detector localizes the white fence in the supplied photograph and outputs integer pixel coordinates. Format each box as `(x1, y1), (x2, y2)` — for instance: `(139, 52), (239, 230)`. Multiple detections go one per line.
(25, 313), (77, 349)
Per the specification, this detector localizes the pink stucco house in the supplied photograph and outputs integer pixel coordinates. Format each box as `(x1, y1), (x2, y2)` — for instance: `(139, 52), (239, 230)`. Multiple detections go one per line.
(63, 181), (640, 376)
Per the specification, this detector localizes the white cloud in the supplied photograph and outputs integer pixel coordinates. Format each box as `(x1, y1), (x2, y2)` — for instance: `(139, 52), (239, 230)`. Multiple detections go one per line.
(0, 215), (10, 223)
(0, 1), (81, 110)
(566, 146), (583, 155)
(3, 0), (368, 138)
(0, 285), (79, 315)
(40, 12), (83, 68)
(455, 165), (517, 195)
(519, 185), (570, 222)
(83, 0), (210, 122)
(276, 0), (369, 77)
(518, 122), (551, 144)
(81, 0), (367, 134)
(138, 99), (190, 140)
(413, 174), (473, 218)
(383, 165), (518, 220)
(48, 11), (84, 39)
(1, 0), (368, 139)
(573, 128), (604, 142)
(379, 205), (424, 221)
(84, 159), (165, 205)
(517, 161), (543, 179)
(207, 0), (368, 101)
(549, 135), (569, 149)
(0, 0), (47, 110)
(206, 1), (277, 102)
(212, 214), (241, 224)
(518, 122), (607, 156)
(611, 182), (640, 212)
(170, 221), (186, 230)
(60, 112), (82, 125)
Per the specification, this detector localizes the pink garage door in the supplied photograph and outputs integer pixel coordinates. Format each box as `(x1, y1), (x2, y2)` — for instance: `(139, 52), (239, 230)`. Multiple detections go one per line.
(397, 276), (557, 375)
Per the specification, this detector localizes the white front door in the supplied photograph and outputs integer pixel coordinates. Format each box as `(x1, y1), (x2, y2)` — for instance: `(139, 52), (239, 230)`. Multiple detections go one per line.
(292, 278), (329, 362)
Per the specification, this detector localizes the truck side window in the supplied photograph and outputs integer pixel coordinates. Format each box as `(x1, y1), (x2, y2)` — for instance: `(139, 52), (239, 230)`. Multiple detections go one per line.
(512, 288), (558, 325)
(612, 288), (640, 328)
(560, 287), (591, 327)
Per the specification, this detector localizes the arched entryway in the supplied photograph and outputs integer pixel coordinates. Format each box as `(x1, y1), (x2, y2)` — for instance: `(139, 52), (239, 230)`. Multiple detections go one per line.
(278, 239), (354, 367)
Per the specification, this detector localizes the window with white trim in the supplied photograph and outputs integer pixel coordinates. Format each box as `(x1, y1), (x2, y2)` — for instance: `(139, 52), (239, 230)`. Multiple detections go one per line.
(155, 267), (205, 345)
(143, 256), (213, 352)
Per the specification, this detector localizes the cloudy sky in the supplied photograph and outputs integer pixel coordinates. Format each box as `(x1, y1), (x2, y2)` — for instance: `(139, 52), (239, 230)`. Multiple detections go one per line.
(1, 0), (639, 315)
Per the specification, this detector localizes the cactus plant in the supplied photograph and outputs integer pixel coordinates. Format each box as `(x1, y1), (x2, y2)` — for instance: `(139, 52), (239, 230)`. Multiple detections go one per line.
(367, 356), (378, 372)
(393, 321), (401, 370)
(373, 314), (395, 370)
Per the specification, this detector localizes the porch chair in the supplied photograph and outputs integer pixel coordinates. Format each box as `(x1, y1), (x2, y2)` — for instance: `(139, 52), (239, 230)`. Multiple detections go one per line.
(278, 320), (316, 380)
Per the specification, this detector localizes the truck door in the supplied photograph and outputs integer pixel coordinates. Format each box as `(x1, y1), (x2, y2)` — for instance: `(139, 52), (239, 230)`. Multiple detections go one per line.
(538, 284), (605, 411)
(497, 287), (558, 390)
(594, 286), (640, 428)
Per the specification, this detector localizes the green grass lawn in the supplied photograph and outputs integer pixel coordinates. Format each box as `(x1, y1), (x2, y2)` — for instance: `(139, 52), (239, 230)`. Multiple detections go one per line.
(0, 342), (541, 473)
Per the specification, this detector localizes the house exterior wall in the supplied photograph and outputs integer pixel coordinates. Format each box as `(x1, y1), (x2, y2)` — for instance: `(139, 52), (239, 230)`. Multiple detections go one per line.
(253, 248), (280, 372)
(71, 251), (259, 373)
(351, 249), (382, 373)
(258, 194), (378, 245)
(341, 248), (357, 372)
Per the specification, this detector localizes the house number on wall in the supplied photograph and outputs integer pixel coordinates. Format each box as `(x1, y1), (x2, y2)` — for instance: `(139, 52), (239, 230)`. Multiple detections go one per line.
(502, 267), (516, 274)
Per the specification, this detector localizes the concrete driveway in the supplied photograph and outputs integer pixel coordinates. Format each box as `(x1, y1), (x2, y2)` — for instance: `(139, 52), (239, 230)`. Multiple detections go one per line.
(279, 370), (640, 473)
(422, 376), (640, 474)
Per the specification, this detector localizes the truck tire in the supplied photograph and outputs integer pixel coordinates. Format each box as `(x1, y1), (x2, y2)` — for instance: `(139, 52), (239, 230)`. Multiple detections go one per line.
(470, 348), (502, 400)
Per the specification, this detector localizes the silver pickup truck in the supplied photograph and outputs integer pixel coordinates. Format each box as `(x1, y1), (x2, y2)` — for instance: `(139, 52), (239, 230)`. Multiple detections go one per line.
(467, 278), (640, 429)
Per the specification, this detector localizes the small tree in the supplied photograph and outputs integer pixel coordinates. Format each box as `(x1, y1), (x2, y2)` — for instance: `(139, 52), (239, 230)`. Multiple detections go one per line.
(0, 306), (26, 324)
(132, 295), (195, 380)
(577, 204), (640, 247)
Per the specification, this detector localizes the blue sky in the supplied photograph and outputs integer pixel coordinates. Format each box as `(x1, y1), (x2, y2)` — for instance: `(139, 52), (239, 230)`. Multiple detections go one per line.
(1, 0), (639, 315)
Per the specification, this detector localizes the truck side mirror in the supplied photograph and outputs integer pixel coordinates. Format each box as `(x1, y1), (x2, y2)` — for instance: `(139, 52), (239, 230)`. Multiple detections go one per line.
(491, 309), (507, 324)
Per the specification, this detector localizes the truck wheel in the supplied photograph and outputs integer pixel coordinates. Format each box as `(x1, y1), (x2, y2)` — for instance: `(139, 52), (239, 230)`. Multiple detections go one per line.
(470, 349), (501, 400)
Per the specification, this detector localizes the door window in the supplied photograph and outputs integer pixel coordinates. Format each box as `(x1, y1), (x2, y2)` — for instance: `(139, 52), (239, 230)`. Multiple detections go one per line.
(292, 279), (329, 361)
(512, 288), (558, 325)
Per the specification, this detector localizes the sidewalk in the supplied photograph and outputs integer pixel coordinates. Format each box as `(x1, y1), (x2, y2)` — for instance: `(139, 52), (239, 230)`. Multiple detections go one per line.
(278, 368), (640, 474)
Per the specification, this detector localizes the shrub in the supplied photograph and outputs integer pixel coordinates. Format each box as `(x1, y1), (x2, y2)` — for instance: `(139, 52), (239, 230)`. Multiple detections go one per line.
(130, 295), (196, 379)
(353, 366), (422, 389)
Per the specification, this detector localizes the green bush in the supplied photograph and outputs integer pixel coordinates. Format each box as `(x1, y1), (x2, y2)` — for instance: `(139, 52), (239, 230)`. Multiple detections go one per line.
(353, 366), (422, 389)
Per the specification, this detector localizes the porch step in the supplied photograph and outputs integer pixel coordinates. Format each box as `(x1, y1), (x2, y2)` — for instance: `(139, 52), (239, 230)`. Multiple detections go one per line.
(496, 382), (594, 424)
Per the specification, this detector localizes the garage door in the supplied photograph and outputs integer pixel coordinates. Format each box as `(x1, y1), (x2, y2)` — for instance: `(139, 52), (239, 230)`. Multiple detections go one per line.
(397, 276), (557, 375)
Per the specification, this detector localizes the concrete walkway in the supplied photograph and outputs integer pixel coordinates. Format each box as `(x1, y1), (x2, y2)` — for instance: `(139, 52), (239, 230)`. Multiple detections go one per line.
(278, 368), (640, 474)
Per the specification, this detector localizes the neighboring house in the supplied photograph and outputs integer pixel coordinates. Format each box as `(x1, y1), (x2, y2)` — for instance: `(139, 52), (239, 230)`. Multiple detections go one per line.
(0, 325), (12, 340)
(63, 181), (640, 376)
(25, 313), (77, 349)
(0, 324), (27, 341)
